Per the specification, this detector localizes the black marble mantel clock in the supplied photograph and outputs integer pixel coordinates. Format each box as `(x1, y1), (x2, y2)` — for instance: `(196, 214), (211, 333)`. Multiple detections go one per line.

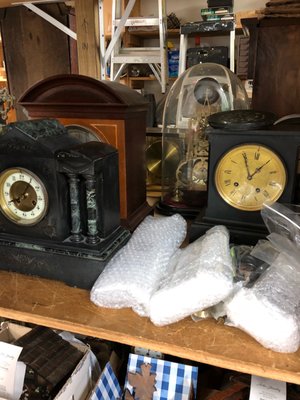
(0, 119), (130, 289)
(190, 110), (300, 245)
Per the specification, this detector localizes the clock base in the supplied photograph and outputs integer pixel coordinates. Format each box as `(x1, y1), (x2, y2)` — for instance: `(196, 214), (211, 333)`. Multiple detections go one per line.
(0, 228), (130, 289)
(189, 212), (268, 245)
(156, 191), (208, 218)
(156, 200), (200, 218)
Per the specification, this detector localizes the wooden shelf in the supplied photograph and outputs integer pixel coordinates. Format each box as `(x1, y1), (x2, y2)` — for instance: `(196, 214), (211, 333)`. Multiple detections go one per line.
(129, 76), (177, 81)
(0, 270), (300, 385)
(127, 28), (180, 38)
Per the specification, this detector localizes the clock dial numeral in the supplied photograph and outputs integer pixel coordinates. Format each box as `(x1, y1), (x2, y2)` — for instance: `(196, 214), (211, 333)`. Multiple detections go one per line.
(262, 190), (270, 198)
(268, 181), (277, 187)
(254, 151), (260, 160)
(215, 144), (286, 211)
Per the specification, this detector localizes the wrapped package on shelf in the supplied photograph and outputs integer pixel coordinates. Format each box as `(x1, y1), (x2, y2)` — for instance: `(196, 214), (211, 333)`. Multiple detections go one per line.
(226, 252), (300, 353)
(226, 203), (300, 353)
(90, 214), (187, 317)
(149, 225), (234, 326)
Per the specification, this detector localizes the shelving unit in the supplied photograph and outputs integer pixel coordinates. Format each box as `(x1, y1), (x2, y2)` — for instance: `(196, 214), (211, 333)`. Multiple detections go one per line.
(101, 0), (168, 92)
(178, 20), (236, 74)
(1, 270), (300, 386)
(112, 28), (179, 89)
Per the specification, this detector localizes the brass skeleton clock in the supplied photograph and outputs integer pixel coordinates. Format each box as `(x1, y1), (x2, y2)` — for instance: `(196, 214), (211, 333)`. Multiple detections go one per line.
(190, 110), (300, 244)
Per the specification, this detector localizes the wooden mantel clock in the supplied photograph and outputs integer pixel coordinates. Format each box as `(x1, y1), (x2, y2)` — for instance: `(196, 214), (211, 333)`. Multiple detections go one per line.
(190, 110), (300, 244)
(18, 74), (152, 230)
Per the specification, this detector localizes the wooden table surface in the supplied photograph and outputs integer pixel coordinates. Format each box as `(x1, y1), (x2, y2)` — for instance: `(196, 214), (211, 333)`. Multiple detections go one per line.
(0, 270), (299, 384)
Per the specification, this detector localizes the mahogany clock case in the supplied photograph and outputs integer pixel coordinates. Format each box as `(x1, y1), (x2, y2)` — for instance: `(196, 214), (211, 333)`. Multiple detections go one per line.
(190, 121), (300, 245)
(18, 74), (152, 231)
(0, 119), (130, 289)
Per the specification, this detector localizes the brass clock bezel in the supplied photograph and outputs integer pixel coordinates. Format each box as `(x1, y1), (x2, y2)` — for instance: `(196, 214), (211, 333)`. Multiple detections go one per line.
(214, 144), (287, 211)
(0, 167), (49, 226)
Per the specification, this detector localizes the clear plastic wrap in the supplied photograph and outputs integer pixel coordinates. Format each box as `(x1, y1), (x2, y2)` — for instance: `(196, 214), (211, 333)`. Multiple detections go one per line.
(250, 240), (280, 267)
(261, 203), (300, 264)
(149, 225), (234, 326)
(226, 202), (300, 353)
(226, 253), (300, 352)
(90, 214), (187, 317)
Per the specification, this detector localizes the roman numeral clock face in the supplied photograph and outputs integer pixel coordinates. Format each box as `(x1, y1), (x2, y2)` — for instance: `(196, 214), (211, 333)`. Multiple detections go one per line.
(0, 168), (48, 225)
(214, 144), (287, 211)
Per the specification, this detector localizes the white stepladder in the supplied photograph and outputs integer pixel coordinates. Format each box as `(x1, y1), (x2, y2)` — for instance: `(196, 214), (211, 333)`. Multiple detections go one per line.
(99, 0), (168, 93)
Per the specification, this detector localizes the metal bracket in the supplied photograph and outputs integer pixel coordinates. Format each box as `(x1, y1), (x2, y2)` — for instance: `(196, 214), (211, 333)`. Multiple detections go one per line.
(21, 2), (77, 40)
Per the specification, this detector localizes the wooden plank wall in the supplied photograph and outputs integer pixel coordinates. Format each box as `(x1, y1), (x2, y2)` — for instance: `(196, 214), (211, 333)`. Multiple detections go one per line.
(0, 4), (71, 120)
(0, 0), (142, 119)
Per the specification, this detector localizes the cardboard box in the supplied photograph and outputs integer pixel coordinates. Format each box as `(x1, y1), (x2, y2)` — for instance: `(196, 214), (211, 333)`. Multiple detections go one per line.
(0, 321), (101, 400)
(88, 360), (122, 400)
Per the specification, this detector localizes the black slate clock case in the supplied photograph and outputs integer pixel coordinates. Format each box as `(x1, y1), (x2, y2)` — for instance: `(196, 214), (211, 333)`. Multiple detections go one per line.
(190, 121), (300, 244)
(0, 120), (76, 240)
(0, 119), (130, 288)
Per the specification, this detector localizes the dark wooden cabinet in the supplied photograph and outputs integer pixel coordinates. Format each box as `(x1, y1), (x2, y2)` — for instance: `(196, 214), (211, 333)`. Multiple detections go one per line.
(246, 17), (300, 118)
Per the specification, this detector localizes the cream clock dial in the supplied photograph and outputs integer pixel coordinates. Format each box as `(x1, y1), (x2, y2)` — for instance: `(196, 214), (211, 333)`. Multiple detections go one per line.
(215, 144), (287, 211)
(0, 168), (48, 225)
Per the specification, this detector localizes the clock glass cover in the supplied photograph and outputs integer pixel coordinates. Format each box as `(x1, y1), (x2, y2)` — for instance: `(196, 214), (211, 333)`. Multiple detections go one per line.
(215, 144), (287, 211)
(158, 62), (250, 216)
(0, 168), (48, 225)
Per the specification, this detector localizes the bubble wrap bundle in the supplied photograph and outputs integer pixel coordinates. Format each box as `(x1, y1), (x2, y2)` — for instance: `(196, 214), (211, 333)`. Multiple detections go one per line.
(226, 253), (300, 353)
(149, 225), (234, 326)
(90, 214), (187, 317)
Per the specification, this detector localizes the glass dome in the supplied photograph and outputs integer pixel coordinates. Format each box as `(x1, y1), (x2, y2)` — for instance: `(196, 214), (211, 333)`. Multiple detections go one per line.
(157, 62), (250, 216)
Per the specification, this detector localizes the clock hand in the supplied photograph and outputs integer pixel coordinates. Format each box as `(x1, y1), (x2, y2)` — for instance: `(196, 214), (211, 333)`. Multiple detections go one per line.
(249, 159), (271, 179)
(8, 197), (20, 204)
(8, 193), (28, 204)
(242, 152), (252, 179)
(21, 180), (31, 196)
(8, 180), (32, 205)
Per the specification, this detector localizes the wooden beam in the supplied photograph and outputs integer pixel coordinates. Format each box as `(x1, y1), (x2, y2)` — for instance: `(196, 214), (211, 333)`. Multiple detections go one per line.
(0, 1), (70, 8)
(75, 0), (100, 79)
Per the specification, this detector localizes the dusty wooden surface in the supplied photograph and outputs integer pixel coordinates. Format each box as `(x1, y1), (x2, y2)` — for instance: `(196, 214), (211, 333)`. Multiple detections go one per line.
(0, 271), (299, 384)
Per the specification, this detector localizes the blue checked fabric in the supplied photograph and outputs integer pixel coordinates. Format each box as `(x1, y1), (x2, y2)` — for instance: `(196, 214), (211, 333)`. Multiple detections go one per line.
(89, 362), (122, 400)
(125, 353), (198, 400)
